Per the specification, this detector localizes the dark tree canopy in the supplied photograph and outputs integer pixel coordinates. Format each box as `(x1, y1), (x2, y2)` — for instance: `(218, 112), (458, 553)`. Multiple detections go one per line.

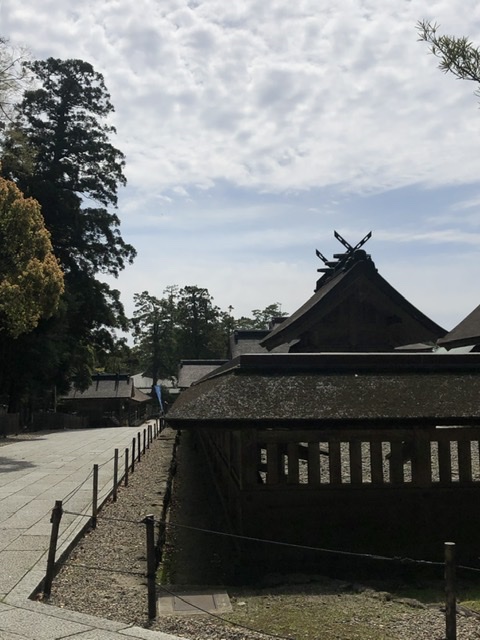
(131, 287), (286, 381)
(1, 57), (135, 276)
(132, 290), (175, 385)
(0, 57), (135, 410)
(235, 303), (287, 330)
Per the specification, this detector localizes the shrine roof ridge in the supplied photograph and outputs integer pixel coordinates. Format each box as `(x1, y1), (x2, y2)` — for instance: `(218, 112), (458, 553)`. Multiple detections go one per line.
(195, 351), (480, 384)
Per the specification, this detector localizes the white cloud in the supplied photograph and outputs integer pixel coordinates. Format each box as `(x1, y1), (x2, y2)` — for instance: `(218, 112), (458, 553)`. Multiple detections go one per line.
(4, 0), (480, 334)
(6, 0), (480, 195)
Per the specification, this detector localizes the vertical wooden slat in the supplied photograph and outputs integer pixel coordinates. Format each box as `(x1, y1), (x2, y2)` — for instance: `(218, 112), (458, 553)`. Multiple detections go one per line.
(438, 440), (452, 483)
(267, 443), (280, 485)
(370, 440), (384, 485)
(389, 440), (404, 484)
(307, 442), (320, 485)
(445, 542), (457, 640)
(412, 431), (432, 487)
(329, 440), (342, 485)
(287, 442), (299, 484)
(458, 440), (472, 482)
(240, 429), (258, 488)
(349, 440), (363, 484)
(232, 432), (241, 480)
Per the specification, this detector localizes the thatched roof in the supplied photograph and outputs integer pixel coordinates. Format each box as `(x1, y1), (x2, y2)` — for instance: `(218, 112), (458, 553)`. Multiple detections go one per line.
(167, 353), (480, 429)
(437, 303), (480, 350)
(177, 360), (228, 389)
(260, 257), (446, 352)
(229, 329), (290, 358)
(64, 374), (151, 403)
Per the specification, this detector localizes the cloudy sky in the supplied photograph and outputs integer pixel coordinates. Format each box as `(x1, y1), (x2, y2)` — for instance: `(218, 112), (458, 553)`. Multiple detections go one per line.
(3, 0), (480, 330)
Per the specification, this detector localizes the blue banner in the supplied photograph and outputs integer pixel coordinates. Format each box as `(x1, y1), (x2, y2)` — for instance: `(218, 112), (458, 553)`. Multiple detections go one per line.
(153, 385), (163, 412)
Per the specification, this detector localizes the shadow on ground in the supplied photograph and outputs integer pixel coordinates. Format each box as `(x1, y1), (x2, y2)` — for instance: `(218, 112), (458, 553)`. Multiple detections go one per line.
(0, 455), (36, 472)
(162, 430), (238, 586)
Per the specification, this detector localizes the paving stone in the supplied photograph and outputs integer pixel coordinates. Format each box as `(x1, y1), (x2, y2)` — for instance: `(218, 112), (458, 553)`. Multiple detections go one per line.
(0, 607), (91, 639)
(119, 628), (188, 640)
(0, 530), (21, 552)
(0, 551), (40, 593)
(0, 426), (167, 639)
(6, 535), (51, 551)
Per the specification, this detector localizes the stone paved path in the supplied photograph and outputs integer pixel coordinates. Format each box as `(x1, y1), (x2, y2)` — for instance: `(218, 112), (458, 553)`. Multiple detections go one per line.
(0, 425), (185, 640)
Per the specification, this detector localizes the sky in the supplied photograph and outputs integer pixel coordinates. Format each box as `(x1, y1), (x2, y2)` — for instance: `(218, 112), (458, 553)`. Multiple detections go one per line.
(2, 0), (480, 331)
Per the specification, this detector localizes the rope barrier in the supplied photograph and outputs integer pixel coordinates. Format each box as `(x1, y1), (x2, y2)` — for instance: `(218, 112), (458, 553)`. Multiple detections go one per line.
(156, 519), (447, 568)
(62, 468), (94, 505)
(62, 509), (142, 525)
(98, 453), (117, 467)
(66, 562), (144, 577)
(60, 507), (480, 572)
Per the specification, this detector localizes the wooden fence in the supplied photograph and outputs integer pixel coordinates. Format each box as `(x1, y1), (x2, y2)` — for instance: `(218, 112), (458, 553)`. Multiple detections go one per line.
(199, 425), (480, 563)
(202, 426), (480, 490)
(32, 412), (88, 431)
(0, 413), (20, 437)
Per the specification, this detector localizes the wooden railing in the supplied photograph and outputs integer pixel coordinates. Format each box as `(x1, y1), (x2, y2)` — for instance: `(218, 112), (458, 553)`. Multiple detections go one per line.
(245, 427), (480, 488)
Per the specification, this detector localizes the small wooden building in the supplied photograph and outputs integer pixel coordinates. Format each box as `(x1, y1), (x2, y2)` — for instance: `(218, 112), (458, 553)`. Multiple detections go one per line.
(167, 352), (480, 566)
(61, 373), (151, 427)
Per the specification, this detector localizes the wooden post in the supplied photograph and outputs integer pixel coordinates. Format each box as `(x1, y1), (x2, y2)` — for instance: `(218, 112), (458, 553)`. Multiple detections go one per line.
(137, 432), (141, 462)
(445, 542), (457, 640)
(43, 500), (63, 596)
(132, 438), (136, 473)
(125, 447), (129, 487)
(144, 514), (157, 619)
(92, 464), (99, 529)
(143, 428), (146, 455)
(113, 448), (119, 502)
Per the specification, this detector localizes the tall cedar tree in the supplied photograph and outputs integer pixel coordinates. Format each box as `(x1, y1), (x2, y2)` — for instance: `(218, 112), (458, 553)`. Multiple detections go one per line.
(0, 58), (135, 410)
(132, 291), (176, 385)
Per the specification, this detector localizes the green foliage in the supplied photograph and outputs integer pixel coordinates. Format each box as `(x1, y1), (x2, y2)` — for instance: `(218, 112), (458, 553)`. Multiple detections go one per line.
(235, 303), (287, 330)
(1, 57), (135, 275)
(94, 336), (138, 374)
(417, 20), (480, 97)
(175, 286), (225, 359)
(132, 287), (286, 381)
(0, 57), (135, 410)
(132, 290), (176, 384)
(0, 175), (64, 337)
(132, 285), (226, 381)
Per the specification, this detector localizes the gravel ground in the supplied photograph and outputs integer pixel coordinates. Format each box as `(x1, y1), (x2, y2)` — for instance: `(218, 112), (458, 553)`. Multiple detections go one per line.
(21, 426), (478, 640)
